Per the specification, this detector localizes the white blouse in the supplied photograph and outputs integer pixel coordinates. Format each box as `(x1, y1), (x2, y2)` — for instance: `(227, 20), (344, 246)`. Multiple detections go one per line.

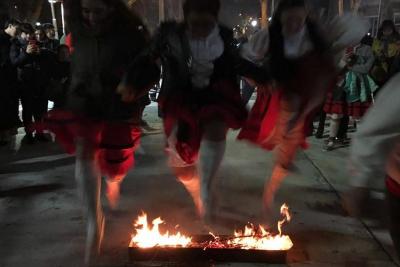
(241, 14), (369, 64)
(188, 25), (224, 88)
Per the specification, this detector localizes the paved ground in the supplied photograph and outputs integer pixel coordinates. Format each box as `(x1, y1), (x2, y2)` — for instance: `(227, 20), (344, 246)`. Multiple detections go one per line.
(0, 104), (399, 267)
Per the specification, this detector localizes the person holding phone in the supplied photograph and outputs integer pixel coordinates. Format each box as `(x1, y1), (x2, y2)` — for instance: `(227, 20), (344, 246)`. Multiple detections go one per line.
(10, 23), (51, 144)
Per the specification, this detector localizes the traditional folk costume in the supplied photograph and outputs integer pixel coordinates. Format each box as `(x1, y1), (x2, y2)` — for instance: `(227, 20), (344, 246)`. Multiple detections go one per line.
(324, 43), (378, 119)
(323, 41), (378, 150)
(38, 8), (158, 264)
(238, 15), (368, 209)
(126, 21), (265, 219)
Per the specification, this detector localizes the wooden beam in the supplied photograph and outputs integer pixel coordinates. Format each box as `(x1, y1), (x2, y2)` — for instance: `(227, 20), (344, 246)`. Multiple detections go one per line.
(261, 0), (268, 28)
(338, 0), (344, 15)
(159, 0), (165, 23)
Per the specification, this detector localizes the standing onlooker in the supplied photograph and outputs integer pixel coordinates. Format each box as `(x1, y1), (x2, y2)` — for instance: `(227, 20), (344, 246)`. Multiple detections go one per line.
(324, 35), (378, 151)
(371, 20), (400, 86)
(40, 23), (59, 52)
(35, 26), (60, 53)
(0, 19), (20, 146)
(344, 35), (377, 118)
(47, 44), (71, 108)
(10, 23), (51, 144)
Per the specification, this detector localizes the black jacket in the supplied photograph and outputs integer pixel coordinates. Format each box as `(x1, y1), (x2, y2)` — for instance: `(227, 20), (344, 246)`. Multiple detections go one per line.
(40, 38), (59, 53)
(0, 31), (17, 84)
(125, 22), (267, 98)
(65, 24), (154, 120)
(10, 38), (55, 89)
(0, 31), (19, 130)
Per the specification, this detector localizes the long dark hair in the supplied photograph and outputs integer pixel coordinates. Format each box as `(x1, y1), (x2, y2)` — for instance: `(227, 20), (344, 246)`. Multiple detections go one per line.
(268, 0), (328, 82)
(65, 0), (147, 36)
(377, 20), (400, 40)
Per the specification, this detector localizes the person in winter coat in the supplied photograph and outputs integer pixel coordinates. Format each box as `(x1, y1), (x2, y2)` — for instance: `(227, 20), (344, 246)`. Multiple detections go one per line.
(0, 19), (20, 146)
(10, 23), (53, 144)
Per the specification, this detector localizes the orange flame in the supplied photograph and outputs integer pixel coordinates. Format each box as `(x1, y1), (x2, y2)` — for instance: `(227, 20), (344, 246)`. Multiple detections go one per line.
(130, 204), (293, 251)
(129, 213), (192, 248)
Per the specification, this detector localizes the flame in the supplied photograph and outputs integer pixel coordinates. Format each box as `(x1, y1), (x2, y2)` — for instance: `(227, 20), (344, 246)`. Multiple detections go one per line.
(227, 224), (293, 251)
(129, 213), (192, 248)
(278, 203), (291, 236)
(130, 204), (293, 251)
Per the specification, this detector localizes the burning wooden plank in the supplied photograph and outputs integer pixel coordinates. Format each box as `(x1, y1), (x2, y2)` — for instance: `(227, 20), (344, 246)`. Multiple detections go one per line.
(128, 204), (293, 263)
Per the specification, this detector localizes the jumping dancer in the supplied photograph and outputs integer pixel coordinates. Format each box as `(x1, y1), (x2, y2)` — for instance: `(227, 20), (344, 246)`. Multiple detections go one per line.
(41, 0), (158, 264)
(238, 0), (368, 212)
(119, 0), (265, 221)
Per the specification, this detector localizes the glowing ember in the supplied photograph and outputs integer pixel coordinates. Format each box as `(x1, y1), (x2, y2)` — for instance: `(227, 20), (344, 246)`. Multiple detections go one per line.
(129, 213), (192, 248)
(130, 204), (293, 251)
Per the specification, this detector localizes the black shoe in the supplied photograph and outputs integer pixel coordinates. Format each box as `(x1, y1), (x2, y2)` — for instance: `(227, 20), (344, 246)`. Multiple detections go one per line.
(22, 133), (35, 144)
(35, 133), (51, 142)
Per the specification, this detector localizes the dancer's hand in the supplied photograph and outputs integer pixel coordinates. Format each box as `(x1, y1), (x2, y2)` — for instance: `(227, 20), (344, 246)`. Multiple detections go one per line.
(342, 186), (369, 217)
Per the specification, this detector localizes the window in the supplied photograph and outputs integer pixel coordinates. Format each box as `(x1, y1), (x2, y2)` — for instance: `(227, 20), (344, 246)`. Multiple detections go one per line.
(394, 12), (400, 27)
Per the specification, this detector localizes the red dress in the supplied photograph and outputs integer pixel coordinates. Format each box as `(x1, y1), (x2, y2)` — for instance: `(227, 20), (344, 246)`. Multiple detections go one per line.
(239, 53), (336, 155)
(160, 80), (247, 165)
(40, 110), (141, 178)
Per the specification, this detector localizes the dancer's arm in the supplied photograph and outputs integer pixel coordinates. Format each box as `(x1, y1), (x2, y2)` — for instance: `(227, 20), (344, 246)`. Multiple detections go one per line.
(236, 28), (271, 85)
(350, 75), (400, 189)
(118, 24), (168, 101)
(327, 14), (369, 55)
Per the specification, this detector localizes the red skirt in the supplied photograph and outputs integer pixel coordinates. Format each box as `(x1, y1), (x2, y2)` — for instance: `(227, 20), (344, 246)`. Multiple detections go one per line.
(239, 54), (336, 152)
(324, 92), (348, 115)
(324, 93), (372, 119)
(40, 110), (141, 179)
(347, 101), (372, 119)
(160, 80), (247, 165)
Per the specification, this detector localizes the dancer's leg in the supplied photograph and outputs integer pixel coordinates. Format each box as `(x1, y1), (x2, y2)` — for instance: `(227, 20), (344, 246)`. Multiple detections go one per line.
(105, 175), (124, 210)
(337, 115), (349, 140)
(172, 165), (203, 216)
(75, 138), (104, 265)
(199, 120), (227, 220)
(263, 105), (304, 210)
(325, 113), (343, 151)
(167, 125), (203, 216)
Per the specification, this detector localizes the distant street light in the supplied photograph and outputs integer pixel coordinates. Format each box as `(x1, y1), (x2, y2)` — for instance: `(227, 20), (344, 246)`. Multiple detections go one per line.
(251, 20), (258, 27)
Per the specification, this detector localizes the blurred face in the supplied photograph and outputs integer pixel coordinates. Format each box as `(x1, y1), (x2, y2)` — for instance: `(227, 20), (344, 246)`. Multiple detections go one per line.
(35, 30), (46, 41)
(187, 12), (217, 39)
(81, 0), (114, 33)
(20, 32), (33, 41)
(280, 7), (307, 37)
(383, 27), (394, 37)
(46, 28), (56, 39)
